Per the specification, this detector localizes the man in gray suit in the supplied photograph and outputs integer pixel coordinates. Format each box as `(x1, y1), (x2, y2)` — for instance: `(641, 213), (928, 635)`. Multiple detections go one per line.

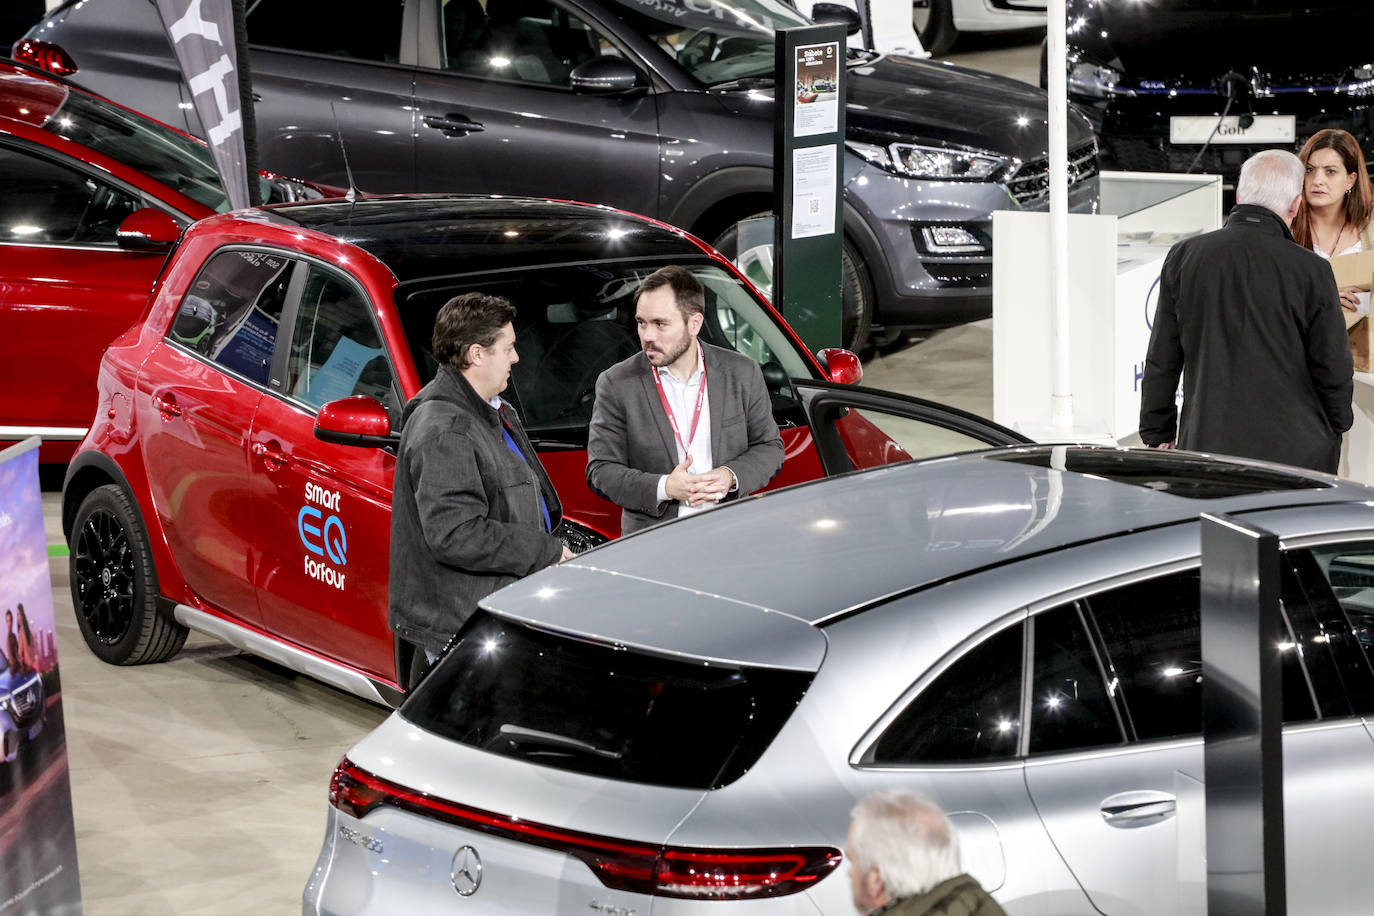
(587, 265), (785, 535)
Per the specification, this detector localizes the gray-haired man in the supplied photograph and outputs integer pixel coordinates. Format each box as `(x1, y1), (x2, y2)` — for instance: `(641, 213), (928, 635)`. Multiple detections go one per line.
(846, 790), (1006, 916)
(1139, 148), (1353, 472)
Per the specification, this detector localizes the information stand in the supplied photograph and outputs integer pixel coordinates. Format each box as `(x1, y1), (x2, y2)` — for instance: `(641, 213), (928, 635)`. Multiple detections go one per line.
(773, 24), (846, 352)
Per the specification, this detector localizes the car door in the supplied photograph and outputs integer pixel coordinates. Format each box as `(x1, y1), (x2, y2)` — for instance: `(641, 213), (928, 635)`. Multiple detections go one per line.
(0, 139), (174, 446)
(788, 379), (1030, 476)
(1021, 558), (1374, 916)
(240, 0), (416, 191)
(410, 0), (660, 213)
(249, 260), (398, 682)
(137, 247), (296, 626)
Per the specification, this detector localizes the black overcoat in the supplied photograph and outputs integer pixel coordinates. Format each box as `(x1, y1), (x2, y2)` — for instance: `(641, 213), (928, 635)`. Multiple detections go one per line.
(1139, 204), (1354, 472)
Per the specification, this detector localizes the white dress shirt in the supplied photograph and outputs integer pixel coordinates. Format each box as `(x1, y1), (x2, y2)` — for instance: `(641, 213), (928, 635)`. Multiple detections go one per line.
(653, 345), (715, 518)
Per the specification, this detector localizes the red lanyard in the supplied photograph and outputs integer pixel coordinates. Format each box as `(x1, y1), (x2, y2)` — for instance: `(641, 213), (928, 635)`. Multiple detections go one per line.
(651, 352), (707, 459)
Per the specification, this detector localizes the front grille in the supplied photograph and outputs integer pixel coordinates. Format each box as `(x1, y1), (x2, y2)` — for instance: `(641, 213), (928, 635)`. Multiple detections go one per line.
(10, 682), (41, 727)
(919, 262), (991, 287)
(1007, 140), (1100, 207)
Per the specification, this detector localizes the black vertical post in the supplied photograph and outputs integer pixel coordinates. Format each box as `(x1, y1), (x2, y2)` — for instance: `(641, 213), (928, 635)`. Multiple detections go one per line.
(1199, 513), (1286, 916)
(773, 24), (845, 352)
(231, 0), (260, 206)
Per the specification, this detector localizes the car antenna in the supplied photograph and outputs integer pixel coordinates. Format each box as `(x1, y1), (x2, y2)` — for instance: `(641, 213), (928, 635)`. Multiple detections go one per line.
(329, 101), (360, 203)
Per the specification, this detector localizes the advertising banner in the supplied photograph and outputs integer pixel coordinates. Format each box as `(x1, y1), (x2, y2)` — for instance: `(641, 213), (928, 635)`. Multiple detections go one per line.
(154, 0), (258, 209)
(0, 438), (83, 915)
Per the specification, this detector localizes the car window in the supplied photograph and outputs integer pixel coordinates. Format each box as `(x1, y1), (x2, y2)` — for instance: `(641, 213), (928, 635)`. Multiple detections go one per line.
(285, 265), (396, 413)
(869, 622), (1023, 764)
(441, 0), (618, 85)
(1286, 542), (1374, 715)
(1082, 568), (1317, 743)
(170, 249), (292, 386)
(245, 0), (404, 63)
(0, 144), (142, 245)
(603, 0), (811, 86)
(395, 261), (810, 443)
(1029, 603), (1124, 755)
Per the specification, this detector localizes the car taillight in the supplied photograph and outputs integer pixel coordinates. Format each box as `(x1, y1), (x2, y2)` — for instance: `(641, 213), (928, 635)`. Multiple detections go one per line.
(328, 758), (842, 900)
(13, 39), (78, 76)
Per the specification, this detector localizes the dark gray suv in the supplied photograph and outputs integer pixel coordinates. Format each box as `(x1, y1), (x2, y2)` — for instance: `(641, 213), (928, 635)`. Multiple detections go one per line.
(19, 0), (1098, 348)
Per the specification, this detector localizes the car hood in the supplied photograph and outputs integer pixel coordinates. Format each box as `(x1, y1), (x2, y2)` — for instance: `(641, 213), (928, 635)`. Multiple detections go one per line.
(1072, 0), (1373, 80)
(843, 55), (1094, 159)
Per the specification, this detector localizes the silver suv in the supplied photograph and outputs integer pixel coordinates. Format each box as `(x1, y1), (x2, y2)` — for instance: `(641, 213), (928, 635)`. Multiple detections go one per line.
(304, 446), (1374, 914)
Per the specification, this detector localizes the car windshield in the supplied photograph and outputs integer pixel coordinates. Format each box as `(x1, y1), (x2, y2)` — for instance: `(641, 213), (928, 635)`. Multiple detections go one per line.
(395, 259), (812, 443)
(39, 88), (231, 212)
(604, 0), (812, 85)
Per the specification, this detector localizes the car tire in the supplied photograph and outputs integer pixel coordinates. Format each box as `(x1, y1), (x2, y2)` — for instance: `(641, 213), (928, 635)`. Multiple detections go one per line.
(712, 214), (874, 353)
(69, 484), (187, 665)
(913, 0), (957, 56)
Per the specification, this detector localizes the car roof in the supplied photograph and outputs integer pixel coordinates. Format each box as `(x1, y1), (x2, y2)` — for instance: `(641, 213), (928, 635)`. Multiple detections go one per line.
(485, 446), (1374, 662)
(261, 195), (712, 283)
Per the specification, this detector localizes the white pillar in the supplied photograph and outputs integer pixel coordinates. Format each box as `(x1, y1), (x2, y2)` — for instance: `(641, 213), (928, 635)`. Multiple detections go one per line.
(1046, 0), (1072, 435)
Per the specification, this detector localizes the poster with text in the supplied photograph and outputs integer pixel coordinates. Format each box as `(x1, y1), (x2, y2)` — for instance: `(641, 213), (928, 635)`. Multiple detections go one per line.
(793, 41), (839, 137)
(0, 439), (83, 915)
(791, 146), (838, 239)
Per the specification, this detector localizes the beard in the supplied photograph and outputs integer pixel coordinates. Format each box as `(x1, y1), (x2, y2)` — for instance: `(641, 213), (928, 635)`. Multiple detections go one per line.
(644, 333), (693, 367)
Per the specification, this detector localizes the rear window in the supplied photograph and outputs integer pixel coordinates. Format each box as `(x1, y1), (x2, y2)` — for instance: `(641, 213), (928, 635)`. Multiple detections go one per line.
(401, 612), (814, 790)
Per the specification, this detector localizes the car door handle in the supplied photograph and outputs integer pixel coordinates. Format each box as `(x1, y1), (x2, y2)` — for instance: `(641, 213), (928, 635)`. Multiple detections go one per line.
(1100, 790), (1177, 828)
(422, 114), (485, 136)
(251, 441), (290, 469)
(151, 393), (182, 418)
(251, 91), (262, 102)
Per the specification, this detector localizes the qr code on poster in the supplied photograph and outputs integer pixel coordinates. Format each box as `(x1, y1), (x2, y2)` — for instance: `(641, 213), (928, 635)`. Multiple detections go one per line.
(808, 199), (820, 214)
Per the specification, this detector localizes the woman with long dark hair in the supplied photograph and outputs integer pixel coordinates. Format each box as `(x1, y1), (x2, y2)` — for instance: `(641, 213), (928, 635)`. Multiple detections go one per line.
(1293, 129), (1373, 314)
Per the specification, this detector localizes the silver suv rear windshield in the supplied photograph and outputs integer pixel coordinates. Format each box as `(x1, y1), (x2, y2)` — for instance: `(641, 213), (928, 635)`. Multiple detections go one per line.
(400, 612), (813, 790)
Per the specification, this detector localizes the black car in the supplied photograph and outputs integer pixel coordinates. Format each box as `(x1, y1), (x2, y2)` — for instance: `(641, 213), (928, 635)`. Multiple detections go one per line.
(19, 0), (1098, 348)
(1053, 0), (1374, 184)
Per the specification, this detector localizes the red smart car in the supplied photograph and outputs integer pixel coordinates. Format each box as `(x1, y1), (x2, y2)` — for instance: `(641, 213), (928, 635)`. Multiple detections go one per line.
(62, 195), (1023, 703)
(0, 60), (331, 462)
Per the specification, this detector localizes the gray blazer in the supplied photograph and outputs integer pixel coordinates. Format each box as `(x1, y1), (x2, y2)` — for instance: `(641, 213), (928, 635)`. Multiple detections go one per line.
(586, 342), (785, 535)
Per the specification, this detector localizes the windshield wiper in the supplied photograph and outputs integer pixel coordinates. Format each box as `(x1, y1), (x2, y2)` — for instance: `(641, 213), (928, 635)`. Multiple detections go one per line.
(708, 76), (775, 92)
(497, 724), (624, 760)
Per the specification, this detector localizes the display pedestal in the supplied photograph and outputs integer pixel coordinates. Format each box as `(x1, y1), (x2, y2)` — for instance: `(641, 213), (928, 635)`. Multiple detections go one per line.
(992, 171), (1223, 443)
(1340, 373), (1374, 484)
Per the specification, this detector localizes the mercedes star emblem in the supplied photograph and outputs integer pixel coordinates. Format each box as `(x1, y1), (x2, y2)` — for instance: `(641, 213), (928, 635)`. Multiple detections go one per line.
(451, 845), (483, 896)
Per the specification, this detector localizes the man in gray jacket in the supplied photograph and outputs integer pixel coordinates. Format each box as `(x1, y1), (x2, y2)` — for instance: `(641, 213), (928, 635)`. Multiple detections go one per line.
(389, 292), (570, 688)
(586, 265), (784, 535)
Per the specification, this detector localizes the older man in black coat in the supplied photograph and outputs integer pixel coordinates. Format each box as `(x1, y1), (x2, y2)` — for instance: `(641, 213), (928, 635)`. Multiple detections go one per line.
(1139, 149), (1354, 473)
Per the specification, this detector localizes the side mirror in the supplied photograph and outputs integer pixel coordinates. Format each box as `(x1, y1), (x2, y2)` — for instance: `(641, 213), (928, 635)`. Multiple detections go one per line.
(816, 347), (863, 385)
(116, 208), (181, 252)
(314, 396), (396, 448)
(570, 57), (647, 96)
(810, 2), (862, 36)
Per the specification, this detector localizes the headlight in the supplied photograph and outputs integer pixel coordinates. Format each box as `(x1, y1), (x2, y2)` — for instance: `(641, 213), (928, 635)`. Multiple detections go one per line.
(0, 692), (11, 714)
(1068, 61), (1128, 99)
(846, 141), (1008, 181)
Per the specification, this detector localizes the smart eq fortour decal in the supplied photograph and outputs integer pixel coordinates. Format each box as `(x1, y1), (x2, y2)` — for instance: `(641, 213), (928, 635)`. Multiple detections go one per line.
(299, 482), (347, 591)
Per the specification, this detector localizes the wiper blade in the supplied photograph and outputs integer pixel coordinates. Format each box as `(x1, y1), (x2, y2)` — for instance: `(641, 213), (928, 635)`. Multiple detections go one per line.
(708, 76), (775, 92)
(497, 724), (624, 760)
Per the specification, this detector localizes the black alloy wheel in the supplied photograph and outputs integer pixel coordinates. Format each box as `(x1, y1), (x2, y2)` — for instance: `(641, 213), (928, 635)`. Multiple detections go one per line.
(70, 484), (187, 665)
(711, 213), (874, 353)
